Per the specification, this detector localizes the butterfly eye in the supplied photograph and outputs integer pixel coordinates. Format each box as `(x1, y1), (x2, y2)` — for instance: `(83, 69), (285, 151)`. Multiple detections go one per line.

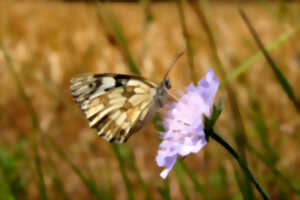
(164, 79), (171, 89)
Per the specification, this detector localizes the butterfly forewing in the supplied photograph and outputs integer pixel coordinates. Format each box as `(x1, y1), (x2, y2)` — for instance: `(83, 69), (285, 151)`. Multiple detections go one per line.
(70, 73), (158, 143)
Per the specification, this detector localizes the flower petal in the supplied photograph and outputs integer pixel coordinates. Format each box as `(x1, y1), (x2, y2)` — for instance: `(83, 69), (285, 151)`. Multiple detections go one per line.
(156, 69), (219, 179)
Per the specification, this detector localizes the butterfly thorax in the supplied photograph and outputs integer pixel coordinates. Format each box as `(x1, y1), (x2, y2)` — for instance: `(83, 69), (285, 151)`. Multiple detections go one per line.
(155, 79), (171, 107)
(130, 79), (170, 135)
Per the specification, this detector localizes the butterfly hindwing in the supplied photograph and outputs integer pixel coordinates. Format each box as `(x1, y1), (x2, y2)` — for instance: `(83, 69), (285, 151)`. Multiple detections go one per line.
(70, 74), (158, 143)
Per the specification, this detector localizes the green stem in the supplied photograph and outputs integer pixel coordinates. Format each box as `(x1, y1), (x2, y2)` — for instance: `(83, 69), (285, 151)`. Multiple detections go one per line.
(209, 130), (269, 200)
(189, 2), (253, 197)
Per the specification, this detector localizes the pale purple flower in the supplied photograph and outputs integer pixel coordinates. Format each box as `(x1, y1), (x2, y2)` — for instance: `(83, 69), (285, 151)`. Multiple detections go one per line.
(156, 69), (220, 179)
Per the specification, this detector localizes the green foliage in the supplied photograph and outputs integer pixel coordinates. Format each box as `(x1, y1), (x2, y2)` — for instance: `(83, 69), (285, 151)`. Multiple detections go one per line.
(1, 1), (299, 199)
(48, 137), (104, 199)
(221, 28), (298, 87)
(0, 142), (28, 200)
(0, 44), (48, 200)
(157, 179), (171, 200)
(174, 161), (190, 200)
(239, 8), (300, 112)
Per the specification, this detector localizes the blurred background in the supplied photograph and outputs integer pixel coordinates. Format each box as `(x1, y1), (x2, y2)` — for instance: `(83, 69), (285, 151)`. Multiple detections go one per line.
(1, 0), (300, 199)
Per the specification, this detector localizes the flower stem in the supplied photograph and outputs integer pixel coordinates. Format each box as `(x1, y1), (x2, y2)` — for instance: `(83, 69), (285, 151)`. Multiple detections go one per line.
(209, 130), (269, 200)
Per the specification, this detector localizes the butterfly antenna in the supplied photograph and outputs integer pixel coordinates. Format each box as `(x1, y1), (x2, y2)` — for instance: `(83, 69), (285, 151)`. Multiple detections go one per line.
(163, 51), (185, 80)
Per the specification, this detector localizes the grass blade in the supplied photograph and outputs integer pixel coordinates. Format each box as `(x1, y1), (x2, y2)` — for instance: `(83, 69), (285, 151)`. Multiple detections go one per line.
(158, 179), (171, 200)
(139, 0), (154, 66)
(49, 139), (103, 199)
(95, 4), (143, 200)
(98, 5), (140, 75)
(51, 175), (71, 200)
(209, 164), (231, 199)
(248, 92), (278, 163)
(0, 144), (27, 200)
(189, 2), (254, 198)
(43, 139), (71, 200)
(176, 0), (197, 84)
(221, 27), (297, 87)
(247, 142), (300, 195)
(0, 180), (16, 200)
(180, 161), (212, 200)
(98, 4), (155, 200)
(127, 151), (153, 200)
(46, 137), (103, 199)
(233, 168), (244, 199)
(111, 144), (135, 200)
(174, 161), (190, 200)
(0, 44), (48, 200)
(239, 8), (300, 112)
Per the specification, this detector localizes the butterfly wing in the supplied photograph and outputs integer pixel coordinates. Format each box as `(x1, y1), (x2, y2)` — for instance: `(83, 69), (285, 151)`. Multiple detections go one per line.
(70, 74), (158, 143)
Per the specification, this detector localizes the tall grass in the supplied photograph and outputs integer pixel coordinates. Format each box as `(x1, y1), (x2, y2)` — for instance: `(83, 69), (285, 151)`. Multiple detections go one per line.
(1, 1), (299, 199)
(188, 1), (254, 198)
(0, 44), (48, 200)
(239, 8), (300, 112)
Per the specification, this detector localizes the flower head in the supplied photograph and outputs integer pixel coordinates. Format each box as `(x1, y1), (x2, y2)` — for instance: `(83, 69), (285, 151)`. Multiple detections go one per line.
(156, 69), (220, 179)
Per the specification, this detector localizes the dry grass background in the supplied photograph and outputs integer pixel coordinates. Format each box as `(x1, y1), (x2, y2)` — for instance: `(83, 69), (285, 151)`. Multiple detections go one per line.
(0, 0), (300, 199)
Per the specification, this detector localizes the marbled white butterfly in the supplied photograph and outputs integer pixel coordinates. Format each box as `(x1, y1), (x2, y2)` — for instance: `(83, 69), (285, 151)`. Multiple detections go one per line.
(70, 52), (183, 143)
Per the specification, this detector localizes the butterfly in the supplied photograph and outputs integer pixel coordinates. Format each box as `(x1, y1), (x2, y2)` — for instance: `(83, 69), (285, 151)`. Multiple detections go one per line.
(70, 52), (184, 143)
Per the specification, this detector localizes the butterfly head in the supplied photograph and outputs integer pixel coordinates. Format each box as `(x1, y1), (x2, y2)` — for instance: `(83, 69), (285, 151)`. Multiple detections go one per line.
(159, 78), (171, 92)
(163, 78), (171, 90)
(156, 79), (171, 107)
(156, 52), (184, 107)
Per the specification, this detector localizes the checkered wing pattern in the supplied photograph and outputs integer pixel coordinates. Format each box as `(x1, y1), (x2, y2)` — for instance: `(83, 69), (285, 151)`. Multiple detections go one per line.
(70, 74), (158, 143)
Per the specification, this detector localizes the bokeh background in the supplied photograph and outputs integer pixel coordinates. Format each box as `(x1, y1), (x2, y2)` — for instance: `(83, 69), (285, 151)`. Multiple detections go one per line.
(1, 0), (300, 199)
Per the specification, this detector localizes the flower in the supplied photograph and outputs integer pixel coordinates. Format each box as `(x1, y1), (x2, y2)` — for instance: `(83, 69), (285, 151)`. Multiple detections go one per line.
(156, 69), (220, 179)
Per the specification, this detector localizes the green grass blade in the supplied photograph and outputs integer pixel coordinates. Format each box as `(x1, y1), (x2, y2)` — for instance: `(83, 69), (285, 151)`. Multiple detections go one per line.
(209, 164), (230, 199)
(180, 161), (212, 200)
(248, 93), (278, 163)
(222, 28), (297, 87)
(51, 175), (71, 200)
(239, 8), (300, 112)
(176, 0), (197, 83)
(102, 164), (114, 200)
(0, 145), (27, 200)
(0, 45), (39, 128)
(127, 152), (153, 200)
(189, 2), (254, 197)
(111, 144), (135, 200)
(42, 138), (71, 200)
(0, 44), (48, 200)
(0, 180), (16, 200)
(23, 65), (113, 199)
(174, 161), (190, 200)
(95, 6), (140, 198)
(99, 6), (140, 75)
(247, 142), (300, 195)
(97, 5), (154, 200)
(46, 137), (103, 199)
(158, 179), (171, 200)
(232, 168), (244, 199)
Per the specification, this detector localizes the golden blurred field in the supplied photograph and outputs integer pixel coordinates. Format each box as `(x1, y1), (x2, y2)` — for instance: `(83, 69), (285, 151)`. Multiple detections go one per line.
(1, 1), (300, 200)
